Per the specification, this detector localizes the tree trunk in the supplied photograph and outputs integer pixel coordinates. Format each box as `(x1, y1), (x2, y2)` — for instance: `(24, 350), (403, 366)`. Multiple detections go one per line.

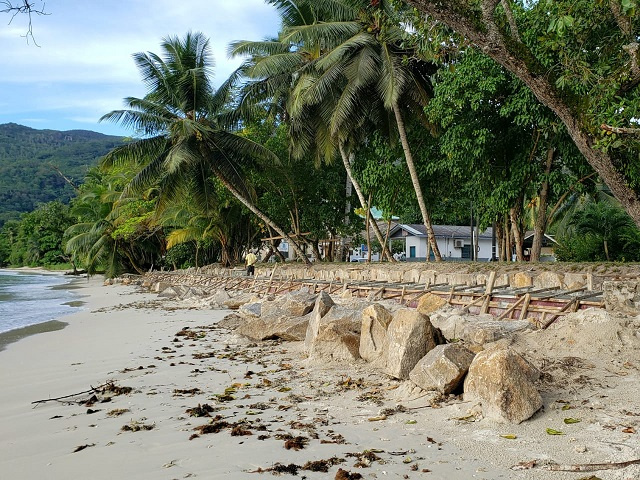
(338, 143), (395, 262)
(509, 203), (524, 261)
(215, 173), (311, 265)
(405, 0), (640, 228)
(392, 102), (442, 261)
(504, 215), (513, 261)
(495, 219), (504, 261)
(530, 147), (554, 262)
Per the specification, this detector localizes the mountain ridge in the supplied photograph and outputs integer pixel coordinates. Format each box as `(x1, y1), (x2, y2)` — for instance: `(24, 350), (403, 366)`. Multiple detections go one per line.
(0, 123), (124, 225)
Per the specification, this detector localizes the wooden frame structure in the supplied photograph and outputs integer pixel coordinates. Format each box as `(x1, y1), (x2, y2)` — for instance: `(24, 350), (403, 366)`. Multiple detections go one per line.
(142, 269), (605, 327)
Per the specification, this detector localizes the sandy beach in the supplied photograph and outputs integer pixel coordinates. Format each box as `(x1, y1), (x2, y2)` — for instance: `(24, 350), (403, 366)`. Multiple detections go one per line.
(0, 278), (638, 480)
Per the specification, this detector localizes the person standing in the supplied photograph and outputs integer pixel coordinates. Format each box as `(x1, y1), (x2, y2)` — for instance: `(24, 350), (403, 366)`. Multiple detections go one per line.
(245, 251), (257, 276)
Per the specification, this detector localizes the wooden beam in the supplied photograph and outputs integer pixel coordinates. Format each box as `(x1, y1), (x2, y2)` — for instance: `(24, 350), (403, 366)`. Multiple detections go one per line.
(481, 271), (496, 314)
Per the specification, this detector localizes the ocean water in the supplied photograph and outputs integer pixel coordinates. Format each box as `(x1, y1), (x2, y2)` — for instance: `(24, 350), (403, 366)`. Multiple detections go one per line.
(0, 271), (81, 334)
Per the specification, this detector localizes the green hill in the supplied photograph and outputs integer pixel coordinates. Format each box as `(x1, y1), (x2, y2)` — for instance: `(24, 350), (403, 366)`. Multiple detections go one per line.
(0, 123), (123, 225)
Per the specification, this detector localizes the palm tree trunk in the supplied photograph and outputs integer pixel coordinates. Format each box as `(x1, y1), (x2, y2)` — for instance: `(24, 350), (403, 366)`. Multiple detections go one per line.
(392, 102), (442, 261)
(215, 173), (311, 265)
(510, 203), (524, 261)
(338, 143), (395, 262)
(531, 147), (554, 262)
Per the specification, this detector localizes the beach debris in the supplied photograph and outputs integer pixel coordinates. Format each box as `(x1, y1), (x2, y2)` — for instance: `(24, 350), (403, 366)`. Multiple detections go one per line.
(121, 420), (155, 432)
(546, 428), (565, 435)
(283, 436), (308, 450)
(185, 403), (214, 417)
(173, 388), (201, 396)
(564, 417), (581, 424)
(72, 443), (95, 453)
(231, 424), (253, 436)
(107, 408), (130, 417)
(335, 468), (363, 480)
(500, 434), (517, 439)
(31, 381), (132, 406)
(512, 458), (640, 472)
(301, 457), (344, 472)
(346, 449), (384, 468)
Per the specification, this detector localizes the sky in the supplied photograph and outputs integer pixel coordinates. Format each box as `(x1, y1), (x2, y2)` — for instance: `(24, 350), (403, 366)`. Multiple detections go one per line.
(0, 0), (281, 136)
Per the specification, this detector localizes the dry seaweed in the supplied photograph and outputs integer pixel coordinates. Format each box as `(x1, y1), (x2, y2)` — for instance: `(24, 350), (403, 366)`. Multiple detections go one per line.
(173, 388), (201, 396)
(335, 468), (363, 479)
(185, 403), (214, 417)
(107, 408), (130, 417)
(284, 435), (308, 450)
(194, 421), (229, 434)
(121, 420), (155, 432)
(302, 457), (345, 472)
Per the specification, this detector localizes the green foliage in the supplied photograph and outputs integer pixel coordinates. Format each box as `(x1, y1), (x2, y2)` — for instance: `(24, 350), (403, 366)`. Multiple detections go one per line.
(0, 123), (122, 226)
(555, 200), (640, 261)
(0, 201), (75, 267)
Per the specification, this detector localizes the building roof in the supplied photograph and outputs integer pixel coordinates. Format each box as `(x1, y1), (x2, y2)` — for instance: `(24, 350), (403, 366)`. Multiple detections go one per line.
(389, 224), (494, 240)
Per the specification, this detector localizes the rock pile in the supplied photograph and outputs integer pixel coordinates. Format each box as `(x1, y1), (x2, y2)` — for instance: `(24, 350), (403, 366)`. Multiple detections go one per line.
(141, 278), (550, 424)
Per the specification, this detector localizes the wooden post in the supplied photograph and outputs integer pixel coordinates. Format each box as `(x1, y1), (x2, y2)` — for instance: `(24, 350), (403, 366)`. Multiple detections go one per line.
(481, 271), (496, 314)
(518, 293), (531, 321)
(497, 294), (526, 320)
(400, 286), (406, 305)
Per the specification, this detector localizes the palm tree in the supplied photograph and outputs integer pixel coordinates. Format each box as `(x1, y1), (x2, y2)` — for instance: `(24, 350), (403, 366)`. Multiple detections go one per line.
(229, 1), (397, 261)
(276, 0), (443, 260)
(100, 32), (310, 265)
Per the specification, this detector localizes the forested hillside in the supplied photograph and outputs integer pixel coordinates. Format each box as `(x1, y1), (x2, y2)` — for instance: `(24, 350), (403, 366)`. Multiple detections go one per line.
(0, 123), (123, 225)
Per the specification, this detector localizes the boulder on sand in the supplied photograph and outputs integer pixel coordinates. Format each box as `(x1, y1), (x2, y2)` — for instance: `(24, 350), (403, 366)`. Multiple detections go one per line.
(409, 343), (475, 394)
(384, 309), (444, 379)
(359, 303), (393, 363)
(463, 346), (542, 424)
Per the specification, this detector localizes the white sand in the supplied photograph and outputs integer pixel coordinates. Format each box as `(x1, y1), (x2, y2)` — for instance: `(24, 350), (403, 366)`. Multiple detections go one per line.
(0, 279), (638, 480)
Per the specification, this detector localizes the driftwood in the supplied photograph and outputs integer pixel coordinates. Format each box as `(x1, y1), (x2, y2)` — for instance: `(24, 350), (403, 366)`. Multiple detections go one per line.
(32, 381), (131, 405)
(544, 458), (640, 472)
(512, 458), (640, 472)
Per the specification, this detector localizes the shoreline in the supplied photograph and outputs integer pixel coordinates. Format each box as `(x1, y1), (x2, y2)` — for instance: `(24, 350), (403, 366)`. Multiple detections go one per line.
(0, 269), (87, 350)
(0, 279), (637, 479)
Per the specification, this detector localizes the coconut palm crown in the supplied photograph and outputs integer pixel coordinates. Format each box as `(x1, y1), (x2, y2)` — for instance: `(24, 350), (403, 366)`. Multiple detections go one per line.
(100, 31), (309, 264)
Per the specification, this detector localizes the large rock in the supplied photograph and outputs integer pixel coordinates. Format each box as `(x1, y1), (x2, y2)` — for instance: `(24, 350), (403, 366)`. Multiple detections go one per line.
(261, 290), (318, 318)
(238, 301), (262, 318)
(308, 304), (363, 362)
(416, 293), (447, 315)
(512, 272), (534, 288)
(409, 344), (475, 394)
(603, 280), (640, 314)
(384, 309), (443, 379)
(431, 314), (532, 346)
(235, 314), (309, 341)
(359, 304), (393, 363)
(304, 292), (335, 351)
(223, 292), (256, 310)
(533, 271), (563, 289)
(463, 347), (542, 424)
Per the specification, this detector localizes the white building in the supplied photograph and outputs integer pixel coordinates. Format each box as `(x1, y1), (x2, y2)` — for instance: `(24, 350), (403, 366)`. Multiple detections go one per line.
(388, 224), (496, 261)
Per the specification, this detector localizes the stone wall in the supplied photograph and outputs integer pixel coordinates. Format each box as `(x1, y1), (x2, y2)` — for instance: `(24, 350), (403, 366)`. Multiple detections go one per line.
(186, 263), (607, 291)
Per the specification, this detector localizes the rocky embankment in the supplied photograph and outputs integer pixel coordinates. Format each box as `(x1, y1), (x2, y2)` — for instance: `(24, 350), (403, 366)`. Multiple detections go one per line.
(116, 267), (640, 429)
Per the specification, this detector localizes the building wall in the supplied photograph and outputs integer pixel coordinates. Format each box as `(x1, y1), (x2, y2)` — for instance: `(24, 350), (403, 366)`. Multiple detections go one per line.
(406, 237), (494, 261)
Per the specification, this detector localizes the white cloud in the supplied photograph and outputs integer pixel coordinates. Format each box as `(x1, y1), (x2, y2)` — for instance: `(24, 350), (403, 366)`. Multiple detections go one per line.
(0, 0), (280, 134)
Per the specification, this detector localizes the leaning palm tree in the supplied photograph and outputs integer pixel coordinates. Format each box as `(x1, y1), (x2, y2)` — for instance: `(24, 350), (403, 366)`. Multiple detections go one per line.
(229, 2), (396, 261)
(100, 32), (310, 265)
(288, 0), (443, 260)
